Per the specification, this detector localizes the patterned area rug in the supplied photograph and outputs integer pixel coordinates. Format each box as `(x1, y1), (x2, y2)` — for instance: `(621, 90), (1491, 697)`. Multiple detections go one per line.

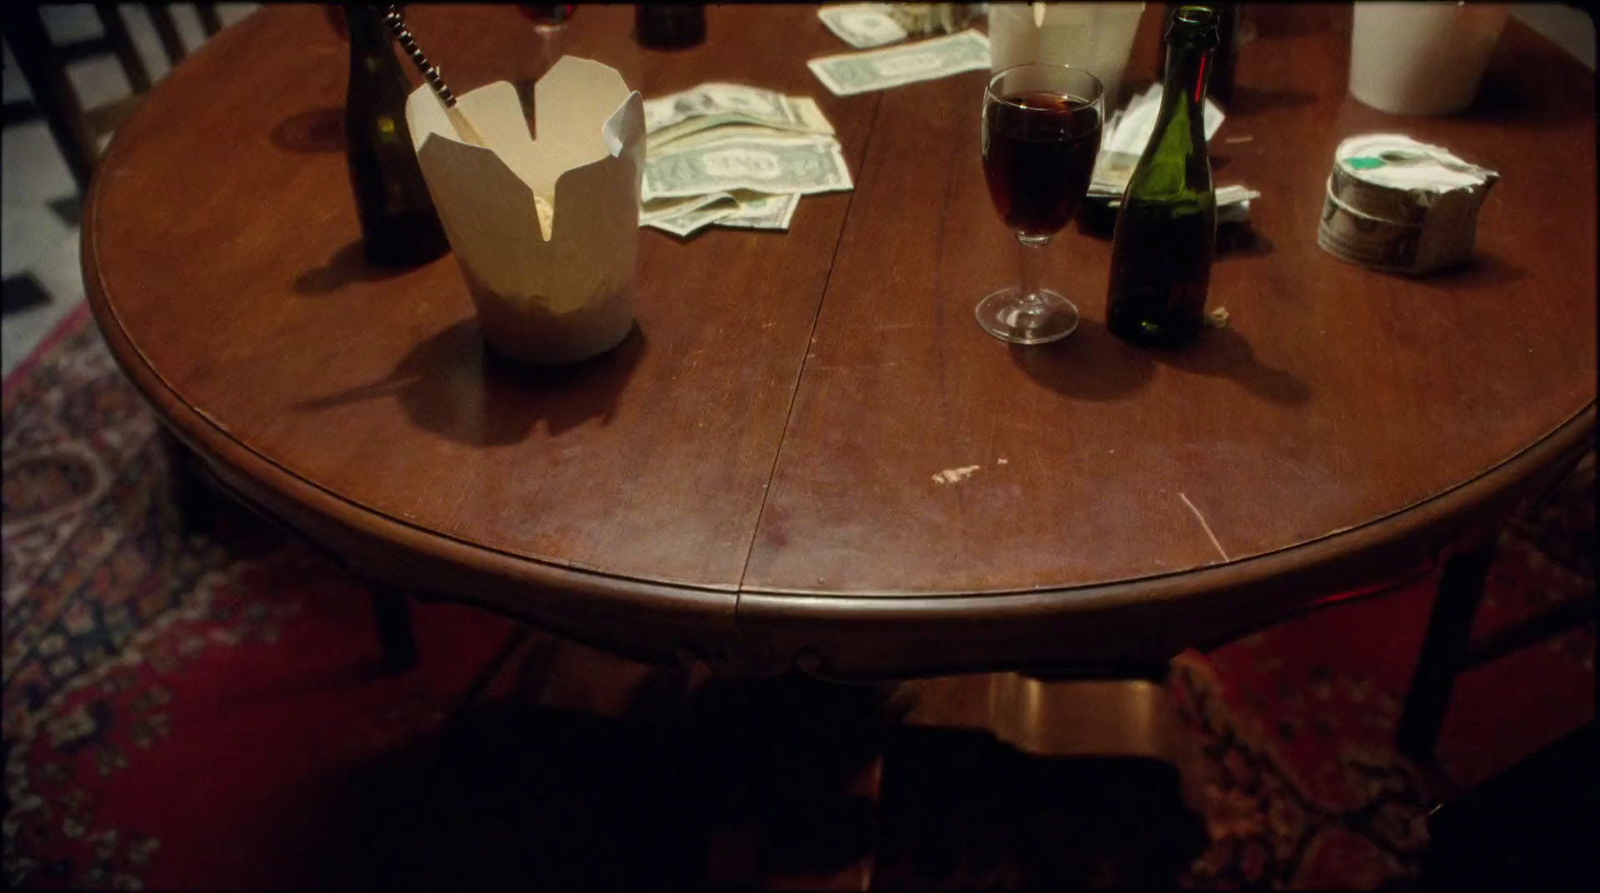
(3, 310), (1594, 890)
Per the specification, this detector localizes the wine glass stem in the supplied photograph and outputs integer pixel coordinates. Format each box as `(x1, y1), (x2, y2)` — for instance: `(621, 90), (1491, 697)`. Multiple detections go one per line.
(1016, 233), (1051, 309)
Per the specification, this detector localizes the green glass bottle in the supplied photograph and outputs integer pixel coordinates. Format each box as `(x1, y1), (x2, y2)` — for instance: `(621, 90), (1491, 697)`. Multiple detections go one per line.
(343, 3), (449, 268)
(1106, 6), (1219, 348)
(1156, 3), (1238, 106)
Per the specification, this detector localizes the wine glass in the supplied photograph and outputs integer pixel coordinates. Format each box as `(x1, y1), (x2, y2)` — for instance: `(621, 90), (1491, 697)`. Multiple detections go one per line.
(978, 63), (1105, 344)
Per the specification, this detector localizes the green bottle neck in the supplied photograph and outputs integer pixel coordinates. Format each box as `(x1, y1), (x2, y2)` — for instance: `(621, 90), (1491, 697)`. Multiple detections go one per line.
(346, 3), (416, 109)
(345, 4), (399, 69)
(1158, 38), (1213, 128)
(1127, 29), (1215, 201)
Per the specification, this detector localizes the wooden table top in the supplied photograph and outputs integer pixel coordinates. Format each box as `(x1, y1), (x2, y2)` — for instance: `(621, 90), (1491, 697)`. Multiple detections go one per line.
(85, 4), (1596, 677)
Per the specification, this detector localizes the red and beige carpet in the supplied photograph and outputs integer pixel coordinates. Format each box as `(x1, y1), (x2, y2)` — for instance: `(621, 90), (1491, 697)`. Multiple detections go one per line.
(3, 308), (1594, 890)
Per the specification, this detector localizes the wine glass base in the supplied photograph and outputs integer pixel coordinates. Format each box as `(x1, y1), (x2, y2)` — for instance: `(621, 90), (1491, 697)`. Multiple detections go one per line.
(975, 288), (1080, 344)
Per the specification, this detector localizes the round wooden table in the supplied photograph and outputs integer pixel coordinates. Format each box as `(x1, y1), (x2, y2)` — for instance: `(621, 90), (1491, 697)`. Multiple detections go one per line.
(85, 5), (1595, 679)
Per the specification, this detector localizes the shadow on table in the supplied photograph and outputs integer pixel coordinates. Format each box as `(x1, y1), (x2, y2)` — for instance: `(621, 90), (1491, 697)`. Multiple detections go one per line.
(291, 318), (647, 445)
(1224, 85), (1317, 116)
(291, 239), (415, 296)
(1011, 319), (1308, 407)
(1150, 325), (1313, 407)
(1216, 225), (1275, 259)
(1010, 318), (1156, 402)
(1411, 249), (1527, 293)
(1245, 4), (1332, 40)
(1457, 48), (1591, 133)
(270, 107), (346, 153)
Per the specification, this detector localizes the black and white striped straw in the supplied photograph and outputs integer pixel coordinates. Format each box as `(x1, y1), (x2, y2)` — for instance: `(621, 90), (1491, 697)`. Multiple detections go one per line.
(384, 4), (456, 108)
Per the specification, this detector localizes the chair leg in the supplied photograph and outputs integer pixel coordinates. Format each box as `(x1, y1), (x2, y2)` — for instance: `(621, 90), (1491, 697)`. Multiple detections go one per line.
(94, 3), (153, 92)
(372, 591), (420, 673)
(196, 3), (224, 37)
(142, 4), (188, 70)
(3, 11), (97, 193)
(1396, 532), (1500, 766)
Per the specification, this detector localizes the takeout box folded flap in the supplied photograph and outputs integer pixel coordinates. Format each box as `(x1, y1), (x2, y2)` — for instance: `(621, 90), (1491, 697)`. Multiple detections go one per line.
(404, 57), (645, 318)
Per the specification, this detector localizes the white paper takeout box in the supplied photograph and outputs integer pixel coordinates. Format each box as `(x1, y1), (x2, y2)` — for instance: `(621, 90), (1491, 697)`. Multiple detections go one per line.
(406, 57), (646, 365)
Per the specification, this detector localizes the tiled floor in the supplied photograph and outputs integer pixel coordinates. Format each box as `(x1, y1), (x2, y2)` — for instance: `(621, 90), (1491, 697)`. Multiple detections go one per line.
(1, 4), (1594, 379)
(1, 4), (260, 378)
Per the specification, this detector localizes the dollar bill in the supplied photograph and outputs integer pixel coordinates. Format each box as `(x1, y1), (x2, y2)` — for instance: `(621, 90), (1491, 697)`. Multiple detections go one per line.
(1099, 184), (1259, 208)
(644, 83), (835, 149)
(789, 96), (836, 137)
(641, 137), (853, 201)
(644, 191), (804, 237)
(639, 192), (739, 225)
(1215, 185), (1260, 223)
(717, 191), (802, 230)
(1088, 150), (1142, 199)
(1089, 84), (1226, 198)
(639, 85), (848, 239)
(818, 4), (907, 49)
(644, 202), (741, 238)
(651, 125), (840, 157)
(807, 29), (990, 96)
(643, 83), (790, 132)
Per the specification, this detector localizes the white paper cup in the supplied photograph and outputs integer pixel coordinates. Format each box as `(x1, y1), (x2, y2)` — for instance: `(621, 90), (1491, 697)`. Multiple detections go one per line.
(990, 3), (1146, 107)
(1348, 2), (1509, 116)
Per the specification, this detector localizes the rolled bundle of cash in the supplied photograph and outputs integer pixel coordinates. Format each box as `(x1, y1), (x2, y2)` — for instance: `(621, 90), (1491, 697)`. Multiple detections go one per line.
(887, 3), (984, 37)
(817, 3), (986, 49)
(1087, 83), (1257, 223)
(1317, 133), (1497, 274)
(639, 83), (852, 238)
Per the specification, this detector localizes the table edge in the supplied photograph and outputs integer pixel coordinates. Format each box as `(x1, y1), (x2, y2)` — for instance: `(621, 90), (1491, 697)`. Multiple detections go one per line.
(81, 186), (744, 667)
(86, 167), (1595, 611)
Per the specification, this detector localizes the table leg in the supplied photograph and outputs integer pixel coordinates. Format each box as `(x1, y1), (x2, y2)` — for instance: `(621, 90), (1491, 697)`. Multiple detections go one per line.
(1396, 531), (1500, 766)
(371, 590), (419, 673)
(894, 663), (1189, 764)
(900, 664), (1205, 816)
(876, 664), (1206, 887)
(158, 427), (216, 534)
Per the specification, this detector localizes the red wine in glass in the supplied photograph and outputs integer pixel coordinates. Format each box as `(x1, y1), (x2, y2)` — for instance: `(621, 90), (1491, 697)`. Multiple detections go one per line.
(974, 64), (1104, 345)
(982, 91), (1102, 237)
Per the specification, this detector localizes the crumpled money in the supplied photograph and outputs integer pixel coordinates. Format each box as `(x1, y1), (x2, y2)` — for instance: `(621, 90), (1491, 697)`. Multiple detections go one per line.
(639, 84), (848, 239)
(1089, 83), (1259, 223)
(887, 3), (984, 37)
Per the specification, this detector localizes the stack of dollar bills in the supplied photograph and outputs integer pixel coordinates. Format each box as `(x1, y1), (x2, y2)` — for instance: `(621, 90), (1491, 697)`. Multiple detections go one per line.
(639, 83), (853, 238)
(817, 3), (984, 48)
(1088, 83), (1259, 223)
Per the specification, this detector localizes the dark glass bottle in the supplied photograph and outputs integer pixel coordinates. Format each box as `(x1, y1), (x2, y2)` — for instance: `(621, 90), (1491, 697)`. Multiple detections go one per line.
(635, 5), (706, 49)
(1210, 4), (1240, 107)
(343, 3), (449, 267)
(1157, 3), (1238, 107)
(1106, 6), (1218, 348)
(521, 5), (575, 28)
